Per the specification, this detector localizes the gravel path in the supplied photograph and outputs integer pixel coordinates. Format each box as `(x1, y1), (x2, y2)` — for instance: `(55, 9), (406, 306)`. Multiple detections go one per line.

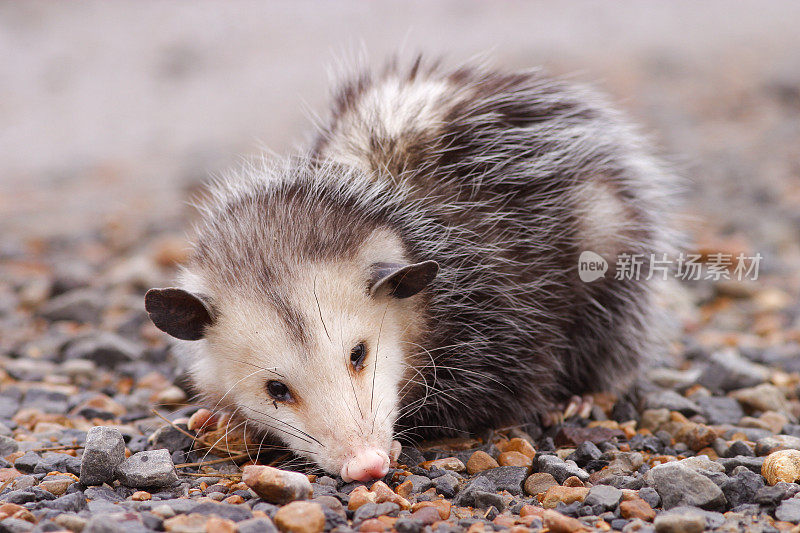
(3, 3), (800, 533)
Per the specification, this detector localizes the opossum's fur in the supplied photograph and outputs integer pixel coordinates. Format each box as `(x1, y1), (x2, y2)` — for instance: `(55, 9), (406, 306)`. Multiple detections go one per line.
(171, 58), (677, 468)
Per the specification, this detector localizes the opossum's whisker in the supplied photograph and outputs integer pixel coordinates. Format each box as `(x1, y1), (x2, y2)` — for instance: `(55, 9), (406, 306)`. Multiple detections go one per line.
(371, 294), (393, 432)
(241, 405), (325, 447)
(313, 276), (332, 342)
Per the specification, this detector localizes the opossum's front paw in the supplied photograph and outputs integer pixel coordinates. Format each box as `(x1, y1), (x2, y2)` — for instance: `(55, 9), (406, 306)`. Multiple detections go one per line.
(389, 440), (402, 465)
(543, 395), (594, 426)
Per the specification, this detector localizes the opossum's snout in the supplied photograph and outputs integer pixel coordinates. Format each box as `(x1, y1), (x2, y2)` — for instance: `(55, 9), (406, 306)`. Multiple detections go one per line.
(340, 448), (390, 482)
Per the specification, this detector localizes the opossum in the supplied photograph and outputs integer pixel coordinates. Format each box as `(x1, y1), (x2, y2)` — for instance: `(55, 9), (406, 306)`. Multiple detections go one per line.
(145, 58), (677, 482)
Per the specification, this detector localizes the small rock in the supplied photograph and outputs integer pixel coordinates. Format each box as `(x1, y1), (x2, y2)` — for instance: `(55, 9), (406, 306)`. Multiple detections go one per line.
(163, 513), (208, 533)
(273, 501), (325, 533)
(536, 455), (590, 483)
(762, 449), (800, 485)
(39, 288), (104, 323)
(541, 509), (589, 533)
(645, 391), (701, 416)
(63, 332), (142, 367)
(653, 511), (706, 533)
(731, 384), (789, 414)
(697, 348), (769, 392)
(644, 461), (726, 510)
(619, 497), (655, 522)
(497, 437), (536, 459)
(584, 485), (622, 510)
(775, 498), (800, 523)
(242, 465), (311, 504)
(38, 477), (73, 496)
(497, 451), (532, 467)
(432, 473), (459, 498)
(0, 435), (19, 456)
(149, 424), (195, 454)
(237, 517), (279, 533)
(524, 472), (558, 495)
(475, 465), (527, 494)
(473, 490), (505, 511)
(466, 450), (498, 474)
(539, 485), (589, 509)
(555, 426), (625, 447)
(756, 435), (800, 456)
(80, 425), (125, 485)
(419, 457), (465, 472)
(116, 449), (179, 488)
(694, 396), (744, 425)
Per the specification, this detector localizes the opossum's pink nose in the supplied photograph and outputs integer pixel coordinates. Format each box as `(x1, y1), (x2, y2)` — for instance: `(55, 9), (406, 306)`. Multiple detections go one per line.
(340, 449), (390, 482)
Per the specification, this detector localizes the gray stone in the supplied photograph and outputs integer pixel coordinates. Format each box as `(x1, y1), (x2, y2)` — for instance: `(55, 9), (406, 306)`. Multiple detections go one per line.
(776, 498), (800, 523)
(39, 288), (104, 324)
(115, 449), (179, 489)
(644, 462), (726, 510)
(149, 424), (194, 454)
(44, 491), (87, 512)
(395, 517), (424, 533)
(237, 517), (279, 533)
(585, 485), (622, 510)
(34, 452), (81, 475)
(353, 502), (400, 523)
(717, 456), (765, 475)
(476, 466), (528, 494)
(404, 474), (433, 494)
(80, 426), (126, 486)
(755, 483), (800, 505)
(638, 487), (660, 508)
(644, 390), (700, 416)
(697, 348), (769, 392)
(694, 395), (744, 425)
(755, 434), (800, 456)
(0, 435), (18, 456)
(189, 501), (254, 522)
(433, 473), (459, 498)
(536, 454), (590, 483)
(12, 452), (40, 474)
(720, 466), (763, 508)
(472, 491), (505, 511)
(63, 332), (142, 368)
(22, 388), (69, 414)
(0, 397), (18, 420)
(453, 475), (495, 507)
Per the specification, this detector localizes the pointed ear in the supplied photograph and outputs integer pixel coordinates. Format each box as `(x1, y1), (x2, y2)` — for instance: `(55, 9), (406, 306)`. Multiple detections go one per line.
(144, 288), (214, 341)
(369, 260), (439, 299)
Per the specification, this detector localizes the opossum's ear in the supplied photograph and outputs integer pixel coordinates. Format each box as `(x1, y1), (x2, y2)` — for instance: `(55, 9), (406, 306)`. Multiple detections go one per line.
(144, 288), (214, 341)
(369, 260), (439, 299)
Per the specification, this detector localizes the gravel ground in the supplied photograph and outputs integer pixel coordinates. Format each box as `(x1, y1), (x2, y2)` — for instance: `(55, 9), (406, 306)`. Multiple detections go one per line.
(3, 2), (800, 533)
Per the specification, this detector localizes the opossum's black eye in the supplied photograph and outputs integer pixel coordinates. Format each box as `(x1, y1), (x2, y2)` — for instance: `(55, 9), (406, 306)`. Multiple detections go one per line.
(350, 342), (367, 371)
(266, 380), (292, 402)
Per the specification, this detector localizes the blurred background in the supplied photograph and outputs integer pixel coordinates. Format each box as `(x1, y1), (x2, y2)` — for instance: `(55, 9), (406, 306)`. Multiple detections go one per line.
(2, 1), (799, 250)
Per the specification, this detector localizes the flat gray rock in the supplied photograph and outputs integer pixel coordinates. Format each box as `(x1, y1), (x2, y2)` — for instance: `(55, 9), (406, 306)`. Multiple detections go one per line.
(115, 449), (179, 489)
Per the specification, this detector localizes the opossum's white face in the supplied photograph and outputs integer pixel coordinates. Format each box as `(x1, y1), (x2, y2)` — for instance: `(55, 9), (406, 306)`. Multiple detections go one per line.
(145, 235), (436, 481)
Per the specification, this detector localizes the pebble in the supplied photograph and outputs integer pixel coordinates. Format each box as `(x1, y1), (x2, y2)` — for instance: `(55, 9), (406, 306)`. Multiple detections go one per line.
(273, 501), (326, 533)
(541, 509), (589, 533)
(116, 449), (179, 488)
(419, 457), (465, 472)
(755, 434), (800, 455)
(536, 454), (590, 483)
(241, 465), (312, 504)
(39, 288), (104, 323)
(644, 461), (726, 510)
(524, 472), (558, 495)
(475, 466), (527, 494)
(80, 425), (126, 485)
(237, 517), (279, 533)
(497, 451), (531, 467)
(539, 485), (589, 509)
(731, 384), (789, 414)
(584, 485), (622, 510)
(762, 449), (800, 484)
(775, 498), (800, 522)
(63, 331), (142, 367)
(466, 451), (498, 474)
(653, 511), (706, 533)
(619, 497), (655, 521)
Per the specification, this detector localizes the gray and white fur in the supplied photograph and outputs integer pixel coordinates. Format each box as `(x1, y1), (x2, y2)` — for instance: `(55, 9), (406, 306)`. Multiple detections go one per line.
(145, 57), (678, 481)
